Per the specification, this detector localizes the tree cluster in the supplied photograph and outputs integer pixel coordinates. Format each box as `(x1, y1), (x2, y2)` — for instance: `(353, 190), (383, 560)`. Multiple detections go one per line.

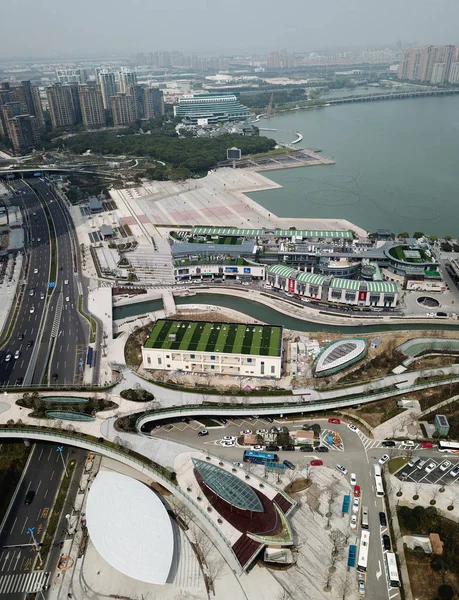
(48, 121), (276, 176)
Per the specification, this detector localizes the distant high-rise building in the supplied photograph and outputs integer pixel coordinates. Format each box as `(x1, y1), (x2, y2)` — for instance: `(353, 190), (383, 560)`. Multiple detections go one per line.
(7, 114), (40, 153)
(78, 83), (105, 128)
(143, 87), (164, 119)
(11, 81), (45, 129)
(56, 68), (87, 84)
(119, 69), (137, 94)
(46, 83), (76, 128)
(111, 93), (135, 126)
(448, 62), (459, 84)
(399, 45), (457, 83)
(125, 84), (144, 120)
(98, 70), (117, 110)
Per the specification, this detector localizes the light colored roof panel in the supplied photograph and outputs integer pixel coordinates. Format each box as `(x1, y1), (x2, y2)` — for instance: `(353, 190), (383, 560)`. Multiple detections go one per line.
(190, 227), (352, 238)
(330, 278), (361, 290)
(296, 271), (326, 286)
(86, 471), (174, 585)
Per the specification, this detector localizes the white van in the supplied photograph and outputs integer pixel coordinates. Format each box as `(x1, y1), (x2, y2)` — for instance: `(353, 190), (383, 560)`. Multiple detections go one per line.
(408, 456), (421, 468)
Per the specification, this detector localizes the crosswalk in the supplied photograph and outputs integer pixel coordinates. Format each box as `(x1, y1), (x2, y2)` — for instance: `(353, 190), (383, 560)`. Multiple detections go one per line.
(0, 571), (50, 595)
(356, 430), (421, 452)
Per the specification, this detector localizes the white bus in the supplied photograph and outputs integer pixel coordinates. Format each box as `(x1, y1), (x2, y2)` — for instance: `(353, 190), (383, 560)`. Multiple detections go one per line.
(357, 530), (370, 572)
(438, 440), (459, 454)
(373, 464), (384, 497)
(385, 552), (401, 588)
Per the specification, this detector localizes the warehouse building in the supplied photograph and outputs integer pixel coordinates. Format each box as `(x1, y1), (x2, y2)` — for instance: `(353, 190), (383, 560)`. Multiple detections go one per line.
(142, 319), (283, 378)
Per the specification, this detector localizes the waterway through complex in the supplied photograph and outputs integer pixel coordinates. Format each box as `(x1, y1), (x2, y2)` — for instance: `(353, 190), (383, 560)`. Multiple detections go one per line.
(114, 294), (459, 334)
(247, 96), (459, 237)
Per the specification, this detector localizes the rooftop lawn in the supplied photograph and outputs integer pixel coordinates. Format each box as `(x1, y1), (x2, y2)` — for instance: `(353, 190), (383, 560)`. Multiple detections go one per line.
(389, 245), (434, 263)
(144, 319), (282, 357)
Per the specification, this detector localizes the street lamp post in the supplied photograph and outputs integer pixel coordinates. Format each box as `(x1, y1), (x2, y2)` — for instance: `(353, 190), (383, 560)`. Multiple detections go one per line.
(56, 446), (68, 477)
(27, 527), (43, 566)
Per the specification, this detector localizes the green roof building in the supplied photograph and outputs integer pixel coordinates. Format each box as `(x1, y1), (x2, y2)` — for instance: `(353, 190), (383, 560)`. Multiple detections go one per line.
(143, 319), (283, 378)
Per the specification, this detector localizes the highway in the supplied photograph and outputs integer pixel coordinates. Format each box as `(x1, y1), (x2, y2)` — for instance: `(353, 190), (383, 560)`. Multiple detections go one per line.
(0, 442), (67, 598)
(27, 180), (87, 386)
(0, 183), (51, 387)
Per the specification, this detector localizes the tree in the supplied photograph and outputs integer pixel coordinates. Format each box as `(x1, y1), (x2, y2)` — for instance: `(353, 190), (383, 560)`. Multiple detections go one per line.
(336, 573), (352, 600)
(206, 556), (225, 588)
(398, 232), (410, 239)
(413, 231), (424, 239)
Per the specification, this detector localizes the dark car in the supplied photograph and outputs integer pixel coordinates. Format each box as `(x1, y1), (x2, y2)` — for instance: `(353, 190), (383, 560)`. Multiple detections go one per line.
(382, 440), (396, 447)
(25, 490), (36, 505)
(316, 446), (329, 453)
(198, 430), (209, 437)
(264, 417), (274, 423)
(282, 445), (295, 451)
(382, 534), (391, 550)
(52, 373), (59, 382)
(283, 460), (296, 470)
(18, 333), (24, 340)
(218, 418), (228, 425)
(181, 417), (190, 424)
(300, 446), (314, 452)
(379, 512), (387, 527)
(265, 445), (280, 451)
(27, 340), (34, 349)
(15, 377), (23, 386)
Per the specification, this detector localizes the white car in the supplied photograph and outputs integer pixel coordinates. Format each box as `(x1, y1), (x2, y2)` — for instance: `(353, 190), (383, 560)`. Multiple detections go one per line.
(439, 461), (452, 472)
(65, 296), (70, 302)
(347, 423), (359, 432)
(64, 279), (69, 285)
(335, 464), (348, 475)
(426, 312), (435, 317)
(350, 514), (358, 529)
(379, 454), (390, 465)
(222, 435), (236, 442)
(242, 282), (250, 286)
(34, 268), (38, 274)
(37, 238), (41, 242)
(40, 292), (45, 299)
(401, 440), (415, 447)
(241, 429), (252, 435)
(29, 290), (34, 296)
(350, 473), (357, 486)
(352, 497), (360, 514)
(251, 445), (263, 451)
(14, 350), (20, 360)
(30, 306), (35, 314)
(450, 466), (459, 477)
(425, 462), (437, 474)
(5, 353), (12, 362)
(256, 429), (268, 435)
(221, 441), (235, 447)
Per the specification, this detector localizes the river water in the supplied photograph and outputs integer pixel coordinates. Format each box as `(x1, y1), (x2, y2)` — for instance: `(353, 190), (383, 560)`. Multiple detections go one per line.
(113, 294), (459, 334)
(249, 96), (459, 237)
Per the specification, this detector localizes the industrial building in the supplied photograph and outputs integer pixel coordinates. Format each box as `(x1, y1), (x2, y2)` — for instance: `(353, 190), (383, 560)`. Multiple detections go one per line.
(142, 319), (283, 378)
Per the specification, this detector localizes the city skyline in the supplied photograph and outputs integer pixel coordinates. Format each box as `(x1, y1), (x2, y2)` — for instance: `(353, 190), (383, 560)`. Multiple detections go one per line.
(2, 0), (459, 59)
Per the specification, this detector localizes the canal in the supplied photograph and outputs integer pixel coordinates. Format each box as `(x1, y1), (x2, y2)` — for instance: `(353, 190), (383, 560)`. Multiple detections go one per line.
(113, 293), (459, 334)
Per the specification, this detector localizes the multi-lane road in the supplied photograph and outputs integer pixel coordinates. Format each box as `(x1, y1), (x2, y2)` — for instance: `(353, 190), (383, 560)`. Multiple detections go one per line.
(0, 179), (88, 387)
(0, 443), (67, 598)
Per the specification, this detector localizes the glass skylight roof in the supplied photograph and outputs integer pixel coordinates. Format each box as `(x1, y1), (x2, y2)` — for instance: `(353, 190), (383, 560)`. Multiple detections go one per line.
(193, 459), (264, 513)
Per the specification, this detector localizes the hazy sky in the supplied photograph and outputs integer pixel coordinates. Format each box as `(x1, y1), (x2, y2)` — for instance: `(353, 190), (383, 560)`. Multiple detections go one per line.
(2, 0), (459, 59)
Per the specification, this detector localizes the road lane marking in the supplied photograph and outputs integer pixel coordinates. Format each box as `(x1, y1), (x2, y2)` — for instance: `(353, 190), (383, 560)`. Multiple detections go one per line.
(20, 517), (28, 534)
(25, 480), (31, 494)
(49, 470), (54, 480)
(43, 489), (48, 499)
(37, 448), (43, 461)
(36, 479), (41, 494)
(9, 517), (17, 534)
(47, 448), (52, 461)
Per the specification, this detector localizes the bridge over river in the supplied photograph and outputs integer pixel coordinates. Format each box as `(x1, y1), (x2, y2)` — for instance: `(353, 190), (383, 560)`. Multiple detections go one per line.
(328, 88), (459, 104)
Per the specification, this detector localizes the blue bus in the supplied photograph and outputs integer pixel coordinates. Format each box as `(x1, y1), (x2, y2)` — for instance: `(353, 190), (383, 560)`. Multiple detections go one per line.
(243, 450), (279, 464)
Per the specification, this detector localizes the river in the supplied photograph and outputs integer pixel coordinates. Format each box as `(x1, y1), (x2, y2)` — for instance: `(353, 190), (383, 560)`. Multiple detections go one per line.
(247, 96), (459, 237)
(113, 294), (459, 334)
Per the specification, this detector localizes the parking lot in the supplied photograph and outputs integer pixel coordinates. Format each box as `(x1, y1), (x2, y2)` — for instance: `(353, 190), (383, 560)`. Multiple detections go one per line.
(396, 457), (459, 485)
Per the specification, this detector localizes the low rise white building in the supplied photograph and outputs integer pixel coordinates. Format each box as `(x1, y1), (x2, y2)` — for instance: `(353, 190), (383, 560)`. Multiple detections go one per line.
(142, 319), (283, 378)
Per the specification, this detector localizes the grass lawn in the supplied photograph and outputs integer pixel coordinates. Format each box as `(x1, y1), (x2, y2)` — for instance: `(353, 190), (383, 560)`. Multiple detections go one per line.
(388, 456), (408, 474)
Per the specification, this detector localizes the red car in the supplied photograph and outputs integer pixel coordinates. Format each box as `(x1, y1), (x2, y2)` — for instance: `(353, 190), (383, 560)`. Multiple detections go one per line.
(354, 485), (361, 497)
(328, 418), (341, 425)
(421, 442), (433, 449)
(310, 459), (323, 466)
